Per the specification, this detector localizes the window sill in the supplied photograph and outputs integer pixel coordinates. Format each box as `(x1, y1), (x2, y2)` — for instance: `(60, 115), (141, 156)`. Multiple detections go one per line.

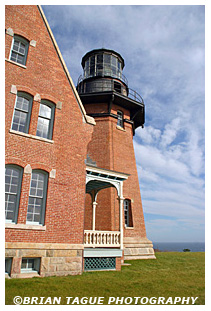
(5, 58), (26, 69)
(19, 272), (40, 278)
(5, 272), (10, 278)
(5, 223), (46, 231)
(116, 125), (126, 132)
(125, 226), (134, 229)
(21, 270), (38, 274)
(9, 129), (54, 144)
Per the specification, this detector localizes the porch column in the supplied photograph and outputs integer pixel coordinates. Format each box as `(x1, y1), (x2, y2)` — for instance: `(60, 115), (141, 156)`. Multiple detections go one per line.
(119, 196), (124, 250)
(92, 201), (98, 231)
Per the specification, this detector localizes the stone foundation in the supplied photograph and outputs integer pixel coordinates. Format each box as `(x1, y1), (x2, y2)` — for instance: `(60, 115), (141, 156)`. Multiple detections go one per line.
(5, 242), (84, 278)
(123, 237), (156, 260)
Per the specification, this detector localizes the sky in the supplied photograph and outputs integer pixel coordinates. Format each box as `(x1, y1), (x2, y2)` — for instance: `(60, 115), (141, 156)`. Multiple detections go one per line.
(42, 4), (205, 243)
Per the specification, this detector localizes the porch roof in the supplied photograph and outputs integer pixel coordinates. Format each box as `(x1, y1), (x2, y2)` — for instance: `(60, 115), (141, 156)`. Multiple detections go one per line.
(86, 165), (129, 195)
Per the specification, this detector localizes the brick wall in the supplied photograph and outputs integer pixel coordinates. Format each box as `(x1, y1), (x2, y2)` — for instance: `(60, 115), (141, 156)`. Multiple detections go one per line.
(5, 5), (93, 245)
(84, 103), (147, 240)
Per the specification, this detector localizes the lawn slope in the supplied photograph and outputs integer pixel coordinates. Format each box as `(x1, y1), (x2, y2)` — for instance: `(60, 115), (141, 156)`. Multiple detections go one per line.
(5, 252), (205, 305)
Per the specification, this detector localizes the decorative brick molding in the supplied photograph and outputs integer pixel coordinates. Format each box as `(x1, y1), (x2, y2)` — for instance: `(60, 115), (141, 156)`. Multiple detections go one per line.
(24, 164), (32, 174)
(50, 169), (56, 179)
(34, 93), (41, 102)
(6, 27), (14, 36)
(56, 101), (62, 110)
(30, 40), (36, 47)
(10, 85), (17, 95)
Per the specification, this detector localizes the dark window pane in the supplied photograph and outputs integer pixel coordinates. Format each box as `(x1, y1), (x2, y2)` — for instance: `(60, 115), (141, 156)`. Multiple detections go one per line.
(17, 54), (24, 64)
(111, 55), (117, 66)
(28, 259), (34, 269)
(117, 111), (123, 127)
(13, 41), (19, 51)
(10, 52), (18, 62)
(21, 259), (27, 269)
(97, 54), (103, 64)
(26, 213), (33, 222)
(104, 54), (111, 64)
(5, 167), (21, 222)
(90, 55), (95, 66)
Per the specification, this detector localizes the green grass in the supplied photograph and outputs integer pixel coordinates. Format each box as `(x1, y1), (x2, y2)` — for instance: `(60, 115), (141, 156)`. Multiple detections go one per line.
(5, 252), (205, 305)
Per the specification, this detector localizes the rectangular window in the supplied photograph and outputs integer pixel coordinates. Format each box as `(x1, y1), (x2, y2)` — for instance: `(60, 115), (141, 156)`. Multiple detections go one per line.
(5, 258), (12, 276)
(11, 93), (32, 133)
(10, 35), (29, 66)
(26, 171), (48, 225)
(117, 110), (124, 128)
(124, 199), (133, 227)
(5, 165), (23, 223)
(124, 199), (129, 227)
(36, 101), (55, 140)
(21, 258), (40, 273)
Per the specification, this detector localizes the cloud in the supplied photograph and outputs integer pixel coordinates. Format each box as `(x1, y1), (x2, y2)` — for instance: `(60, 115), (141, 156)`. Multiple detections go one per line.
(160, 118), (181, 148)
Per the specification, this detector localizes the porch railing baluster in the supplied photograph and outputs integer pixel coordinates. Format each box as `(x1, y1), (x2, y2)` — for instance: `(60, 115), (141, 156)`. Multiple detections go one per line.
(84, 230), (121, 248)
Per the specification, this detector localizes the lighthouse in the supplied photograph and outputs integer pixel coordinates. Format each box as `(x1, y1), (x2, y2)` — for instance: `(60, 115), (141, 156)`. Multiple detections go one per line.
(77, 48), (155, 269)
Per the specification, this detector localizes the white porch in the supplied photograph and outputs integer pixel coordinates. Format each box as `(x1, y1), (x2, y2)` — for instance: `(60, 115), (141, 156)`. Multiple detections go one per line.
(85, 165), (129, 249)
(84, 230), (121, 247)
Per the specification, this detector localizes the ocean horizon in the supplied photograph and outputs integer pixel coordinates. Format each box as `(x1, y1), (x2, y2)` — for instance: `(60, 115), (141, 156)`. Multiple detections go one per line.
(153, 242), (205, 252)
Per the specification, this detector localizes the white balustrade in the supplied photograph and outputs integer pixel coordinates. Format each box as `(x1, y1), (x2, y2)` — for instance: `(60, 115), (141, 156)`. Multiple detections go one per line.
(84, 230), (121, 248)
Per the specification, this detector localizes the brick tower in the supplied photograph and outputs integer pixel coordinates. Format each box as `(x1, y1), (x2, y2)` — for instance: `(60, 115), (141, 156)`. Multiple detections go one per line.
(77, 49), (155, 260)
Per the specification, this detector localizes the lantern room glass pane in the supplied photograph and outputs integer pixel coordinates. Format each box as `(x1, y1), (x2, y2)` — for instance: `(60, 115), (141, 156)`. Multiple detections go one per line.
(90, 55), (95, 76)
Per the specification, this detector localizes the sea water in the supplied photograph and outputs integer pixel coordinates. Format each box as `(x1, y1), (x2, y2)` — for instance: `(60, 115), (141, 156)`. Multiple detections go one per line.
(153, 242), (205, 252)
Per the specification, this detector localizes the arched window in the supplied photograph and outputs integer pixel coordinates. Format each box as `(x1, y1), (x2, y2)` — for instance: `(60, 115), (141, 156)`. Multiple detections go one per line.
(11, 92), (33, 133)
(26, 170), (48, 225)
(5, 165), (23, 223)
(36, 100), (55, 140)
(10, 35), (29, 66)
(124, 199), (133, 227)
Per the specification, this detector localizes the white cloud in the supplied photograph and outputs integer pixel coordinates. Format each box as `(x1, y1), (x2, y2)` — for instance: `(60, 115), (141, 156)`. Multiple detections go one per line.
(160, 118), (181, 148)
(136, 126), (161, 145)
(134, 142), (191, 182)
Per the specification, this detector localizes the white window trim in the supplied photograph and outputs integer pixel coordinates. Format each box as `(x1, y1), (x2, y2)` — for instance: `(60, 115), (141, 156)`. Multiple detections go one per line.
(5, 58), (27, 69)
